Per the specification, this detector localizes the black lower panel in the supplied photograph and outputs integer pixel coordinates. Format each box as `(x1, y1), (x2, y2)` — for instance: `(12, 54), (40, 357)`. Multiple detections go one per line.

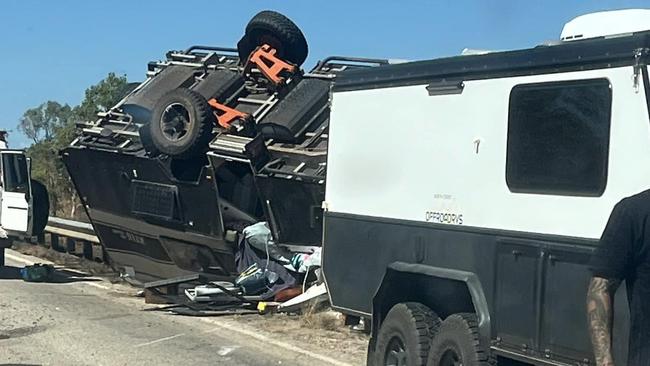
(61, 147), (236, 282)
(95, 224), (172, 262)
(322, 213), (497, 317)
(322, 212), (629, 364)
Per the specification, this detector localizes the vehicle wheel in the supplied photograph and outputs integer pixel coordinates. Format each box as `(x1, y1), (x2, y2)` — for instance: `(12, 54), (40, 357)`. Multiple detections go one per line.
(426, 313), (493, 366)
(238, 10), (308, 66)
(149, 88), (215, 159)
(30, 179), (49, 236)
(375, 302), (440, 366)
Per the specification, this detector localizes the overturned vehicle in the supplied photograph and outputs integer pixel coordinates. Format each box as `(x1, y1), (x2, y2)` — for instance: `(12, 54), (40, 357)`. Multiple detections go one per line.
(61, 11), (386, 283)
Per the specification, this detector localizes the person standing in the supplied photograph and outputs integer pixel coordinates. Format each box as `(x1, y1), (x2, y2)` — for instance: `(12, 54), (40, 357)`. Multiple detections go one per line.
(588, 190), (650, 366)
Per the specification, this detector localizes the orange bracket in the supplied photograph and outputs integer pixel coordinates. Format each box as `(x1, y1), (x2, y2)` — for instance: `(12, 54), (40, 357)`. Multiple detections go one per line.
(208, 99), (250, 129)
(246, 44), (297, 85)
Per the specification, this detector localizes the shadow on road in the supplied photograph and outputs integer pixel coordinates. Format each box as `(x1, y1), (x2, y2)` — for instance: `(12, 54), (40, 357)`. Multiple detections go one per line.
(0, 265), (102, 284)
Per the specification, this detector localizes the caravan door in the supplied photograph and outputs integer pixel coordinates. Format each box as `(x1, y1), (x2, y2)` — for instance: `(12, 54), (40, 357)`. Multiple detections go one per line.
(0, 151), (31, 234)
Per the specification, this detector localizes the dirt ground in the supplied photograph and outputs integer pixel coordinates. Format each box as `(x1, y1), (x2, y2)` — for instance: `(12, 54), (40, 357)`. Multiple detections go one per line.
(9, 242), (369, 365)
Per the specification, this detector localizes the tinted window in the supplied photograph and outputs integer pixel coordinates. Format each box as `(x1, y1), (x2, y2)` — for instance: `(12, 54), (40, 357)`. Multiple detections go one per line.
(506, 78), (612, 196)
(2, 153), (29, 194)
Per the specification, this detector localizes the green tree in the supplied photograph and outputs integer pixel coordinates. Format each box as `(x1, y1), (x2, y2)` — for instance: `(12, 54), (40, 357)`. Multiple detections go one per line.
(20, 73), (128, 219)
(74, 72), (129, 122)
(18, 101), (73, 144)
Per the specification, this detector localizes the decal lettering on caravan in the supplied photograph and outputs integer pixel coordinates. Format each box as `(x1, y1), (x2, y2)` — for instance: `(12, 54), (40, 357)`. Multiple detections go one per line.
(426, 193), (464, 225)
(425, 211), (464, 225)
(111, 229), (146, 245)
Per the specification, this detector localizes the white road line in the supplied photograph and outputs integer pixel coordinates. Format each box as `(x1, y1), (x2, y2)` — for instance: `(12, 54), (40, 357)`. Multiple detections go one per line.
(199, 320), (354, 366)
(5, 252), (36, 266)
(217, 346), (239, 356)
(134, 333), (185, 348)
(82, 281), (112, 290)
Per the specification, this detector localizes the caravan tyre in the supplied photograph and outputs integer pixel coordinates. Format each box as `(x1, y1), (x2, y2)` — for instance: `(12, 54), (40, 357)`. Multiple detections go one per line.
(238, 10), (308, 66)
(375, 302), (440, 366)
(426, 313), (494, 366)
(149, 88), (215, 159)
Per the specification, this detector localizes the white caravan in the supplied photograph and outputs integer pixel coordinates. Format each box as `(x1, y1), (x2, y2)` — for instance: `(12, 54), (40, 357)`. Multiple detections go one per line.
(322, 9), (650, 366)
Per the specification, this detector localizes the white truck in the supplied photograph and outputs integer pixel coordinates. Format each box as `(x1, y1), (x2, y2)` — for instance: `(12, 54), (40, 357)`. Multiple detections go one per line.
(0, 148), (49, 266)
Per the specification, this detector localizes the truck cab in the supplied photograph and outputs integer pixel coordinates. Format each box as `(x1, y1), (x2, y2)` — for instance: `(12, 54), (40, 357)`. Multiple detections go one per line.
(0, 149), (49, 266)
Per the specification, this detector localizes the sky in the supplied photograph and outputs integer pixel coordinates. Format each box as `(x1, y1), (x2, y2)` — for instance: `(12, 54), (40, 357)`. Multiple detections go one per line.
(1, 0), (649, 148)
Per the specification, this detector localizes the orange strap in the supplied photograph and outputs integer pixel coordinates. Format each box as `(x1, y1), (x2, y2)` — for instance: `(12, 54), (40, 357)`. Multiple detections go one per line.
(208, 99), (249, 129)
(246, 44), (297, 85)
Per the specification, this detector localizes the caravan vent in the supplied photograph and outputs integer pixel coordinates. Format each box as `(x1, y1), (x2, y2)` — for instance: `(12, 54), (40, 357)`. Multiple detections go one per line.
(131, 180), (178, 220)
(561, 9), (650, 42)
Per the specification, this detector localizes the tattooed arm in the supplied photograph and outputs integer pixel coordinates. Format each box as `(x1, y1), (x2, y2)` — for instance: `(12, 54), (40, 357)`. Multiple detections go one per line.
(587, 276), (621, 366)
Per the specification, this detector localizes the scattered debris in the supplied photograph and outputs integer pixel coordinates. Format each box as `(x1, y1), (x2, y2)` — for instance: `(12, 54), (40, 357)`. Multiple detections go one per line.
(290, 248), (322, 273)
(184, 282), (237, 302)
(351, 318), (367, 333)
(278, 283), (328, 314)
(20, 264), (54, 282)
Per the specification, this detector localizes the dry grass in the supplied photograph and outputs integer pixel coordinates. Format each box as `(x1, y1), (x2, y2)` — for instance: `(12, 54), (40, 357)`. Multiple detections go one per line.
(301, 302), (345, 331)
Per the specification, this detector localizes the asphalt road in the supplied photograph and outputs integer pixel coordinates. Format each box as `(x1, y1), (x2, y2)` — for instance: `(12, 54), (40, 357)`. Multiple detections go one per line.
(0, 249), (357, 366)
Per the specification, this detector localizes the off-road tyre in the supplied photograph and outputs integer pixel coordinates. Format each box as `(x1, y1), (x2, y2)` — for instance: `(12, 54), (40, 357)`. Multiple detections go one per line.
(374, 302), (440, 366)
(30, 179), (49, 236)
(238, 10), (308, 66)
(426, 313), (494, 366)
(149, 88), (215, 159)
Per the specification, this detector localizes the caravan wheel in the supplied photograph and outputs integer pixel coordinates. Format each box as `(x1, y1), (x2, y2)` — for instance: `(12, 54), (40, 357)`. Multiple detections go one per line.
(374, 302), (440, 366)
(426, 313), (493, 366)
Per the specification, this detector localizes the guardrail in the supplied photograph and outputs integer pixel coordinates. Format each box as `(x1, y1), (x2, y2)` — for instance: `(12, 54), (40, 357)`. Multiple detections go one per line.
(38, 217), (104, 262)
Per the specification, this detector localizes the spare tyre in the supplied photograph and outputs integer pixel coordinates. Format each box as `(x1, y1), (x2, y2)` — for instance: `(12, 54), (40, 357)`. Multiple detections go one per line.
(149, 88), (216, 159)
(238, 10), (308, 66)
(30, 179), (49, 237)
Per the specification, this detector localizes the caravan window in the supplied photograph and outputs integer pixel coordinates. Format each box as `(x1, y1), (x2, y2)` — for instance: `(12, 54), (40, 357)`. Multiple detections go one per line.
(506, 78), (612, 196)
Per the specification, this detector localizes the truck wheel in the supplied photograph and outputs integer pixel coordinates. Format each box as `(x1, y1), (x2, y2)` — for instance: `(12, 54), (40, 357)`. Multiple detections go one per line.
(375, 302), (440, 366)
(30, 179), (49, 236)
(149, 88), (215, 159)
(426, 313), (493, 366)
(238, 10), (308, 66)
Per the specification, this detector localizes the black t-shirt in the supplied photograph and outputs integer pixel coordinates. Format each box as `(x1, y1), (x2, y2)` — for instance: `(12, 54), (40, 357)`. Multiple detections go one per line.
(591, 189), (650, 365)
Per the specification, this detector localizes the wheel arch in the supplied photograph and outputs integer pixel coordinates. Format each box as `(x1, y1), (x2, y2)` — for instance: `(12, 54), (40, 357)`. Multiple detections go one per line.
(372, 261), (491, 348)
